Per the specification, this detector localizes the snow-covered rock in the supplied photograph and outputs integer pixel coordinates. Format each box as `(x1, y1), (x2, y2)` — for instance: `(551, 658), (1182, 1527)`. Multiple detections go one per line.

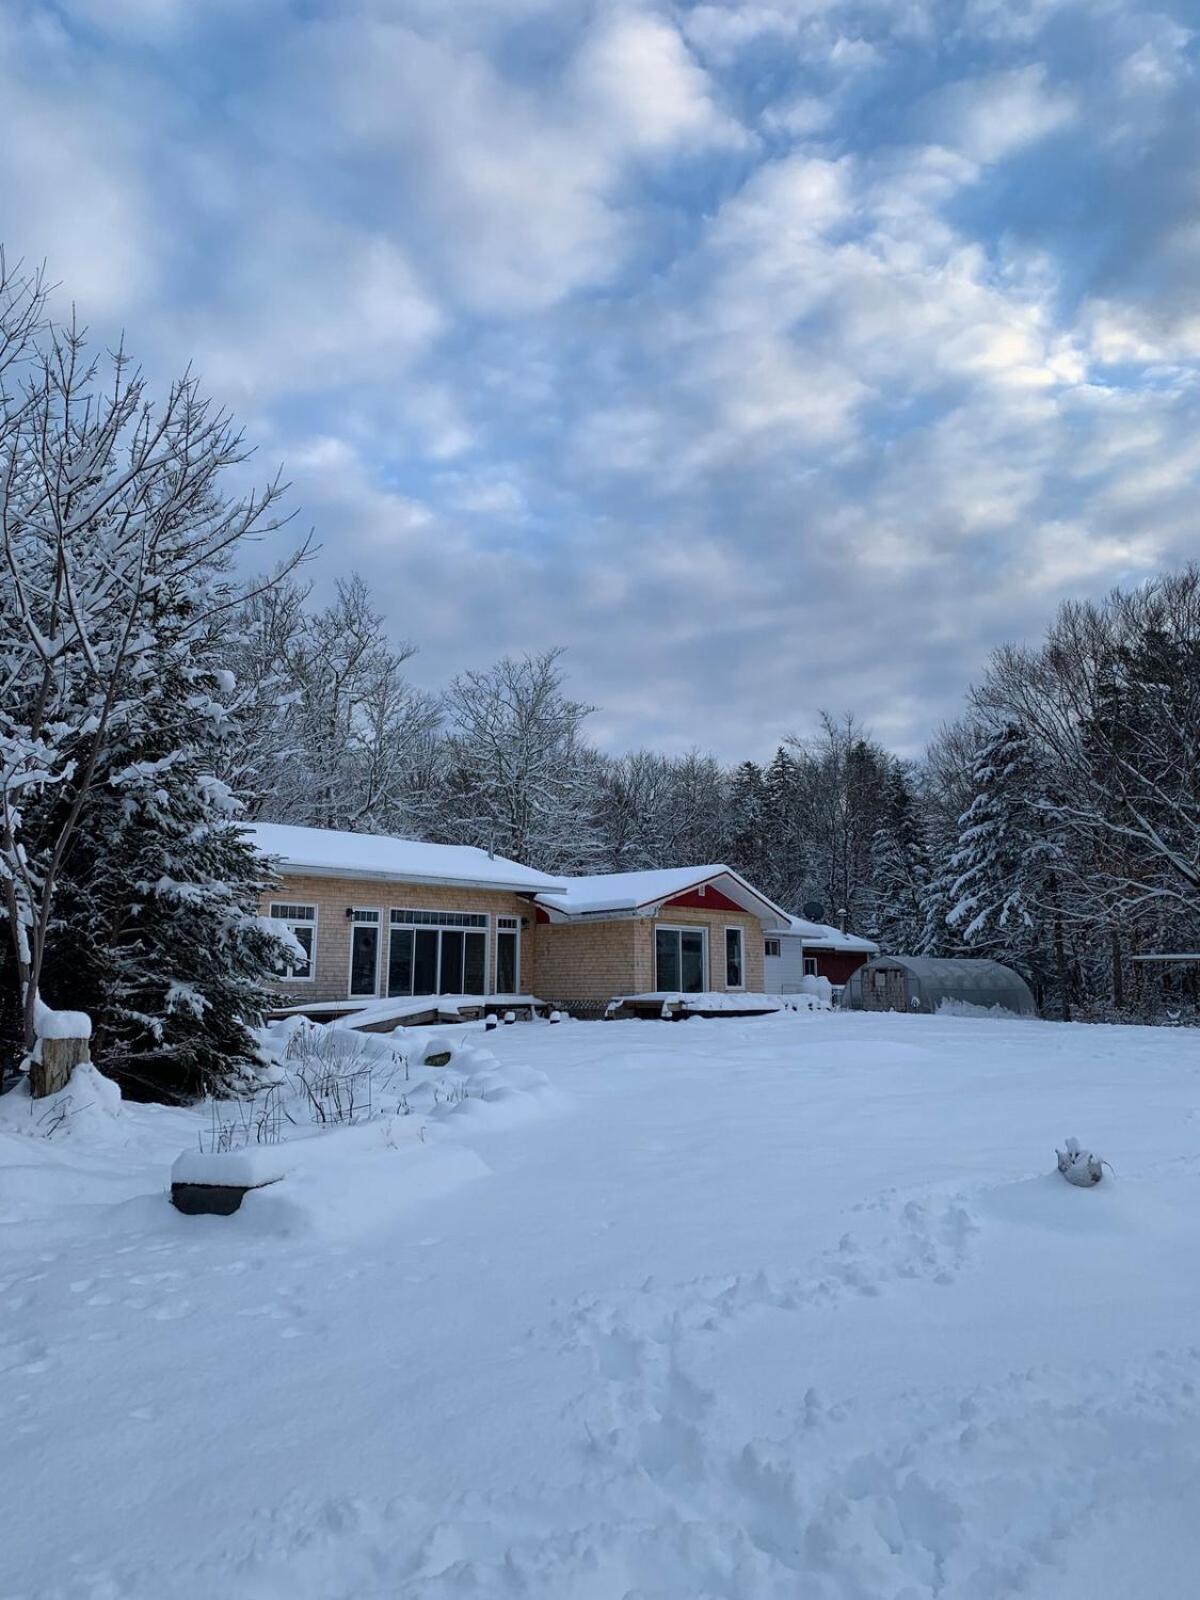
(1057, 1136), (1106, 1186)
(171, 1146), (289, 1190)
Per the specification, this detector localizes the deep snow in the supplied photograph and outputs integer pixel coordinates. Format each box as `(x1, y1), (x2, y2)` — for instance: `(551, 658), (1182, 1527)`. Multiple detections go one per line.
(3, 1009), (1200, 1598)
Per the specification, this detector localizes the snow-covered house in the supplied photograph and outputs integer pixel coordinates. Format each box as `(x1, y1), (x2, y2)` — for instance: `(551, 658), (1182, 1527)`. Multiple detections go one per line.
(533, 866), (793, 1012)
(762, 915), (879, 994)
(248, 825), (793, 1015)
(245, 823), (566, 1007)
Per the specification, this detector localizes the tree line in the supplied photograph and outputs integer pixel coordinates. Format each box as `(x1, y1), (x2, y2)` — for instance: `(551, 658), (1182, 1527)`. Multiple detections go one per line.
(3, 248), (1199, 1102)
(226, 566), (1200, 1025)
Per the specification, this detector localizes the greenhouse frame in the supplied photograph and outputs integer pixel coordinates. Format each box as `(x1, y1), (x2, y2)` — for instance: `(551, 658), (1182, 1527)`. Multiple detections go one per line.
(842, 956), (1037, 1017)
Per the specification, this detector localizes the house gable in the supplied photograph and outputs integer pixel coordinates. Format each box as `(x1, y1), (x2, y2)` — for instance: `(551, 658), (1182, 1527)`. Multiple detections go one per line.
(663, 884), (742, 913)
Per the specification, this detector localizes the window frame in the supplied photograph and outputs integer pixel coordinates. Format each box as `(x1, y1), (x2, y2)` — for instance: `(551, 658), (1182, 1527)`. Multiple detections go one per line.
(803, 956), (819, 977)
(347, 907), (382, 998)
(764, 937), (781, 960)
(495, 915), (520, 996)
(654, 924), (709, 994)
(269, 901), (318, 984)
(387, 906), (491, 997)
(724, 925), (745, 990)
(389, 907), (487, 928)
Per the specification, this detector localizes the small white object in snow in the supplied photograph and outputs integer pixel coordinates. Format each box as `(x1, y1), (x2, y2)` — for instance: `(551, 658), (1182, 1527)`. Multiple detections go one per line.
(1056, 1137), (1106, 1187)
(485, 1013), (498, 1030)
(503, 1011), (516, 1025)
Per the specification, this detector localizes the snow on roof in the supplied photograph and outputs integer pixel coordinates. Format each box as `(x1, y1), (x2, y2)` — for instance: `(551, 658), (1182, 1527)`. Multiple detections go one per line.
(782, 914), (879, 954)
(244, 823), (566, 895)
(537, 865), (790, 927)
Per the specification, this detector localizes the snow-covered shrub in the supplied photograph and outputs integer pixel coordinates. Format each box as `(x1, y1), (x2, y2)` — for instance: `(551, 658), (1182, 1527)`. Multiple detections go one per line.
(203, 1085), (283, 1154)
(281, 1023), (408, 1127)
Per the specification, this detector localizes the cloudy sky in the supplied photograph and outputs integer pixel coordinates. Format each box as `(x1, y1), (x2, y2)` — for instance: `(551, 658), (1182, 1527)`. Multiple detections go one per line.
(3, 0), (1197, 758)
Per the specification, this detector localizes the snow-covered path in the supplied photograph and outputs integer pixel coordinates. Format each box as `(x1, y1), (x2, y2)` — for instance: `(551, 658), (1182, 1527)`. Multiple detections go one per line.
(5, 1011), (1200, 1597)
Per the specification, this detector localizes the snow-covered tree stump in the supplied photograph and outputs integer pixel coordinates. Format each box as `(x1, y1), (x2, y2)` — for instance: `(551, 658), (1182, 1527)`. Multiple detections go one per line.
(30, 1010), (94, 1099)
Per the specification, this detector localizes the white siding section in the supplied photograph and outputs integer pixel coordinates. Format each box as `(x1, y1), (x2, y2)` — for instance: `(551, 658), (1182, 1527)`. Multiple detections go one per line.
(763, 932), (809, 993)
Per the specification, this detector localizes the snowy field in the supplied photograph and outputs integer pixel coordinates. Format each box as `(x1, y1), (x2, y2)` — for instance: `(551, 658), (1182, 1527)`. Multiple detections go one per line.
(4, 1010), (1200, 1599)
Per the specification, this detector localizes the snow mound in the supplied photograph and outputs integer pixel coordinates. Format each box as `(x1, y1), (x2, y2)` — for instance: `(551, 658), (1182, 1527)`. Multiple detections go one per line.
(936, 998), (1030, 1020)
(0, 1063), (120, 1139)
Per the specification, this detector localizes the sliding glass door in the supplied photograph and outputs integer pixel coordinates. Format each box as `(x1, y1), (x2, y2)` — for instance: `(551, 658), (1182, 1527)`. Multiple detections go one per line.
(655, 927), (707, 993)
(387, 910), (488, 996)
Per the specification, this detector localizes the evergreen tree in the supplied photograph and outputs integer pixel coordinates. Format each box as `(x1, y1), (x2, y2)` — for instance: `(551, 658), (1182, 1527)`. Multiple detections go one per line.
(761, 747), (808, 909)
(947, 722), (1065, 1010)
(36, 532), (295, 1098)
(726, 761), (766, 884)
(869, 766), (931, 953)
(0, 263), (297, 1093)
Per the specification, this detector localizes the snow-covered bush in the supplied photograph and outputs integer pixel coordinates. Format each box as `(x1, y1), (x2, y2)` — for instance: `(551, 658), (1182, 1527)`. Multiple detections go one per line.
(281, 1022), (408, 1127)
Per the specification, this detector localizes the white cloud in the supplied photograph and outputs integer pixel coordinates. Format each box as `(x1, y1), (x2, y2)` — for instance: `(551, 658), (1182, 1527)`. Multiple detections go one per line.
(0, 18), (161, 318)
(568, 12), (746, 154)
(178, 224), (444, 402)
(269, 8), (745, 318)
(1, 0), (1195, 760)
(921, 64), (1076, 164)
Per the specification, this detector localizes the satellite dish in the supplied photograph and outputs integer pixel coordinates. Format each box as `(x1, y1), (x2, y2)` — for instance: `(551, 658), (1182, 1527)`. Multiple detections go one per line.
(802, 900), (826, 923)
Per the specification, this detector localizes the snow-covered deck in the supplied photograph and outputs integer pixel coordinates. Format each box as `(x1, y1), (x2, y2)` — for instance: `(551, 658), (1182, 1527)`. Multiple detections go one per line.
(267, 994), (551, 1029)
(607, 990), (793, 1019)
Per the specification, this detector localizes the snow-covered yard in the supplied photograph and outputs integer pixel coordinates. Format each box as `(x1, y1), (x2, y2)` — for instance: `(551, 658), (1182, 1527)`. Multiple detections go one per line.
(4, 1009), (1200, 1598)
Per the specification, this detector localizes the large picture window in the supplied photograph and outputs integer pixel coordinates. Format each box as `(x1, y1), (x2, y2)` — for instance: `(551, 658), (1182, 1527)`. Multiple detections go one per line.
(655, 926), (706, 993)
(388, 909), (488, 997)
(270, 903), (317, 982)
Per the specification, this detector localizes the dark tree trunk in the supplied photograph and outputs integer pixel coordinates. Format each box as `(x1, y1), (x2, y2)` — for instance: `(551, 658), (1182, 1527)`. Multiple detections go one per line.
(1110, 927), (1124, 1011)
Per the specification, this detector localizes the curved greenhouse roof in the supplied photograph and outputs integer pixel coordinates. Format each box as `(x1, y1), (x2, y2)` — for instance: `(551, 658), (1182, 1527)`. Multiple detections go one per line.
(844, 956), (1036, 1017)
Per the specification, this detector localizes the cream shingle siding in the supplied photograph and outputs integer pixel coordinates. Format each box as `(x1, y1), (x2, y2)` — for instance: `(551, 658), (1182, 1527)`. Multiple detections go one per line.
(263, 873), (539, 1003)
(533, 906), (765, 1010)
(264, 874), (766, 1009)
(649, 906), (765, 993)
(531, 919), (643, 1009)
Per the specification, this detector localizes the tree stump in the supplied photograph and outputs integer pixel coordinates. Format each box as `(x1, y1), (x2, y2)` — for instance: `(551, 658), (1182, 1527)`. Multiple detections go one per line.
(31, 1035), (91, 1099)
